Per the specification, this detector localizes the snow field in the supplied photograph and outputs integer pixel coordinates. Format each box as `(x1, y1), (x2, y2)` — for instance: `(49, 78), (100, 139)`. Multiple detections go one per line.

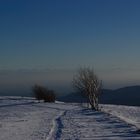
(0, 97), (140, 140)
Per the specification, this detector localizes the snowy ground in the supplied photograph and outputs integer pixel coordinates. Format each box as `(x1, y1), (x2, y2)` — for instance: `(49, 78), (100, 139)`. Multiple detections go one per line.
(101, 104), (140, 129)
(0, 97), (140, 140)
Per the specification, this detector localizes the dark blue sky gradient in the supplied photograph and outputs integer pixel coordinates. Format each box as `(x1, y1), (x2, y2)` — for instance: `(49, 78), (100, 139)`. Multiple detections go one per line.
(1, 0), (140, 94)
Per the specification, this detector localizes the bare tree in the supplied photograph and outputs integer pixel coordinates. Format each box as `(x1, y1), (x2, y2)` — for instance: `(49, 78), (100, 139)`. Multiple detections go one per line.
(73, 67), (102, 110)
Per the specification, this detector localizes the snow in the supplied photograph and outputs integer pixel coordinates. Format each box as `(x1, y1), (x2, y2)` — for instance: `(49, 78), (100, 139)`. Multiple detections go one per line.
(101, 104), (140, 129)
(0, 97), (140, 140)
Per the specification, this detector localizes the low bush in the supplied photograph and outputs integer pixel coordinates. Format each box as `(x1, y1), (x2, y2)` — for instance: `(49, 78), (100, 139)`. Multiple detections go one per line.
(32, 85), (55, 102)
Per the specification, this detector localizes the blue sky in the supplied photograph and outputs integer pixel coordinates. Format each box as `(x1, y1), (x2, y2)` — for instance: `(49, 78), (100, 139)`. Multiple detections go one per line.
(1, 0), (140, 94)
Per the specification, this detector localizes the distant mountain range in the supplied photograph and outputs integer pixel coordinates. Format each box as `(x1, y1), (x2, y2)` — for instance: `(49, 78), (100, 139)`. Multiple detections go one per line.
(58, 85), (140, 106)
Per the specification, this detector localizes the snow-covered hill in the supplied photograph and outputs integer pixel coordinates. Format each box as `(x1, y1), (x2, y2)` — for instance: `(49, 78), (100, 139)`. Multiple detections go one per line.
(0, 97), (140, 140)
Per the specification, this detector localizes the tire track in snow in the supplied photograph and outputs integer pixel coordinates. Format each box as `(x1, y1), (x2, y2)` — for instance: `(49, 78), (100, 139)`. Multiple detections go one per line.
(46, 110), (66, 140)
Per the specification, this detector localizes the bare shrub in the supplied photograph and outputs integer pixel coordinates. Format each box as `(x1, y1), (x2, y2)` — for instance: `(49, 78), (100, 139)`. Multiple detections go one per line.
(32, 85), (55, 102)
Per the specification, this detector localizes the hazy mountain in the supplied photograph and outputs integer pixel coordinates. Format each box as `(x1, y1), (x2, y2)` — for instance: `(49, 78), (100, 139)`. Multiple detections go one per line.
(100, 85), (140, 106)
(58, 86), (140, 106)
(57, 92), (87, 103)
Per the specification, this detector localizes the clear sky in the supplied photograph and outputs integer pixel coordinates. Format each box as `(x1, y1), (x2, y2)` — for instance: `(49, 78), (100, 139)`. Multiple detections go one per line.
(1, 0), (140, 95)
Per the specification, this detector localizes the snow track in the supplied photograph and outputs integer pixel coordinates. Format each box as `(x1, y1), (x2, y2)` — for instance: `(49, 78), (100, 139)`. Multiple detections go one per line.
(46, 111), (66, 140)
